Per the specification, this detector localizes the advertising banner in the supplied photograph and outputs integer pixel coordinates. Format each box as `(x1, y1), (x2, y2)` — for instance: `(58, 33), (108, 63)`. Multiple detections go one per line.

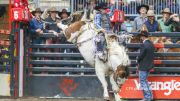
(119, 76), (180, 99)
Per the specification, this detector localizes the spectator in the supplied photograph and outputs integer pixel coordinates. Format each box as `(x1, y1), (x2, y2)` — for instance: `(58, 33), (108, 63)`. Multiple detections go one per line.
(165, 13), (180, 42)
(137, 31), (155, 101)
(121, 17), (133, 32)
(30, 8), (45, 45)
(45, 7), (61, 35)
(45, 7), (61, 45)
(133, 4), (149, 32)
(165, 13), (180, 32)
(143, 10), (162, 32)
(158, 8), (173, 32)
(59, 9), (70, 24)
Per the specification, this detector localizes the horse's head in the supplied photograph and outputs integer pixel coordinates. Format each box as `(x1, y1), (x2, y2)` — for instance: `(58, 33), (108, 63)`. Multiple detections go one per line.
(114, 65), (129, 85)
(114, 66), (129, 78)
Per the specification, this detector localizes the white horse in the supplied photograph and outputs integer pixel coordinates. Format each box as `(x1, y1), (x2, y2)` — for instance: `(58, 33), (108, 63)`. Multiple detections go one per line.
(57, 14), (130, 100)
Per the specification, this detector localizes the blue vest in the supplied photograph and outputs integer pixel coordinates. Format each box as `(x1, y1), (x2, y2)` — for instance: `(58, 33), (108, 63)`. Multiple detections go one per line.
(144, 20), (159, 32)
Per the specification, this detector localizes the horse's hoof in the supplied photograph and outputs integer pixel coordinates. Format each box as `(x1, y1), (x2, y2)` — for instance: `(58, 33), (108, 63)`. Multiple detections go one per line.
(104, 97), (110, 101)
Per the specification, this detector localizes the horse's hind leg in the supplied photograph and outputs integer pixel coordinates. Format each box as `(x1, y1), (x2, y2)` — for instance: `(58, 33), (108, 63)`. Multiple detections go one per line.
(110, 74), (122, 101)
(95, 60), (109, 100)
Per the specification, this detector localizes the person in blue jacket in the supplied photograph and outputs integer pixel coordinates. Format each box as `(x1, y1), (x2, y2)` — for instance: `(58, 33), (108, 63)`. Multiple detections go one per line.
(94, 1), (115, 61)
(30, 8), (47, 45)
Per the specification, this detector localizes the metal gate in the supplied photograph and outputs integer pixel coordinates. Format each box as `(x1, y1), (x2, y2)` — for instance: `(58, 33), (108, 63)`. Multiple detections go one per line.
(25, 32), (180, 99)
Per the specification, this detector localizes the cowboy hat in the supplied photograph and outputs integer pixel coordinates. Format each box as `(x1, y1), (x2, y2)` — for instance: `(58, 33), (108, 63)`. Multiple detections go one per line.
(95, 2), (108, 10)
(161, 8), (172, 14)
(31, 8), (42, 15)
(138, 31), (150, 37)
(137, 4), (149, 14)
(58, 9), (70, 17)
(147, 10), (155, 16)
(48, 7), (59, 13)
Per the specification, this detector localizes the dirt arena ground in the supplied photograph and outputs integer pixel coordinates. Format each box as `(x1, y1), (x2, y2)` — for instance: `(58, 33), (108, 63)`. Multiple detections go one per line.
(0, 98), (176, 101)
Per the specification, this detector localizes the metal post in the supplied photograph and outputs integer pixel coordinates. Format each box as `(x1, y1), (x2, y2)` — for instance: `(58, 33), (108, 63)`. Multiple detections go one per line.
(10, 22), (15, 97)
(18, 28), (24, 97)
(70, 0), (74, 13)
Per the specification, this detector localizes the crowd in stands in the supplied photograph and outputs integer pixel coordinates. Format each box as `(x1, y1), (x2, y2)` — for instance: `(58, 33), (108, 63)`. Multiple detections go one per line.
(29, 1), (180, 51)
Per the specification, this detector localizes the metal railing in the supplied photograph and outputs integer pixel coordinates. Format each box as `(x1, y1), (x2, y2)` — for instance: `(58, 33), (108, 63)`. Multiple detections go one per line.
(26, 32), (180, 76)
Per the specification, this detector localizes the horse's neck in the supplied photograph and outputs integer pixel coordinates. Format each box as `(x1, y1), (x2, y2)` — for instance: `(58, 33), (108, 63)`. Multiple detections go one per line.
(76, 23), (97, 67)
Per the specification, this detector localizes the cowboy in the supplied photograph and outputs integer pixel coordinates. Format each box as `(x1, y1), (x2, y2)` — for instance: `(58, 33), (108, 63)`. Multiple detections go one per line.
(94, 1), (115, 61)
(137, 31), (155, 101)
(30, 8), (45, 44)
(133, 4), (149, 32)
(158, 8), (173, 32)
(45, 7), (61, 35)
(143, 10), (162, 32)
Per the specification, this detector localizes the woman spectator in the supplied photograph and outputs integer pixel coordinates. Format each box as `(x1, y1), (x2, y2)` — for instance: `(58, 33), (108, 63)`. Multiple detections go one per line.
(143, 10), (162, 32)
(158, 8), (173, 32)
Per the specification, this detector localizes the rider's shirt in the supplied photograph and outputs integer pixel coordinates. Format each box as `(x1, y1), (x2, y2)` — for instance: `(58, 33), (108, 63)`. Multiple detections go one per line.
(94, 5), (115, 31)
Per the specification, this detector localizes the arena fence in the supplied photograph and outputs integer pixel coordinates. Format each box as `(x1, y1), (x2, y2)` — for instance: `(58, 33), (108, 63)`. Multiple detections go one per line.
(24, 32), (180, 99)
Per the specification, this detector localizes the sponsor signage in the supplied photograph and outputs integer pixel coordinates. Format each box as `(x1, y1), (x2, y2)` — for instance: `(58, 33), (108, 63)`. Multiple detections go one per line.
(119, 76), (180, 99)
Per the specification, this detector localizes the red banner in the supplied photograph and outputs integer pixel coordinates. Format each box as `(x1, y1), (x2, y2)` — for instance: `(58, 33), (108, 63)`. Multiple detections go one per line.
(119, 76), (180, 99)
(106, 9), (125, 22)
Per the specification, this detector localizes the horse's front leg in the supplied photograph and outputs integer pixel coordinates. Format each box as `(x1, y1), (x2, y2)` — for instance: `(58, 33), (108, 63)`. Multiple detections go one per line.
(95, 60), (109, 101)
(110, 73), (122, 101)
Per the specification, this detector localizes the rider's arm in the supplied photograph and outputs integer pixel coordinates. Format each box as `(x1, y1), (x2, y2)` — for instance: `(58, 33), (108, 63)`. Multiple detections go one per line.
(108, 4), (115, 17)
(94, 13), (102, 29)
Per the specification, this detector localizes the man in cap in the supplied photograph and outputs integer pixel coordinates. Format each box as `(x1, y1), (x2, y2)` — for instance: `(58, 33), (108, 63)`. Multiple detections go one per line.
(142, 10), (161, 32)
(133, 4), (149, 32)
(94, 1), (115, 61)
(137, 31), (155, 101)
(158, 8), (173, 32)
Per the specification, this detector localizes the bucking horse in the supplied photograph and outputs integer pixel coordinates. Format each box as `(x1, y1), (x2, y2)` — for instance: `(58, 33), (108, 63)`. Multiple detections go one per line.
(56, 11), (130, 101)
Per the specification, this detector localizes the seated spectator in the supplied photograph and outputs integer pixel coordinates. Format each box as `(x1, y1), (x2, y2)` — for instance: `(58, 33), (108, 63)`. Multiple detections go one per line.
(143, 10), (162, 32)
(158, 8), (173, 32)
(30, 8), (45, 45)
(121, 17), (133, 32)
(165, 13), (180, 42)
(133, 4), (149, 32)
